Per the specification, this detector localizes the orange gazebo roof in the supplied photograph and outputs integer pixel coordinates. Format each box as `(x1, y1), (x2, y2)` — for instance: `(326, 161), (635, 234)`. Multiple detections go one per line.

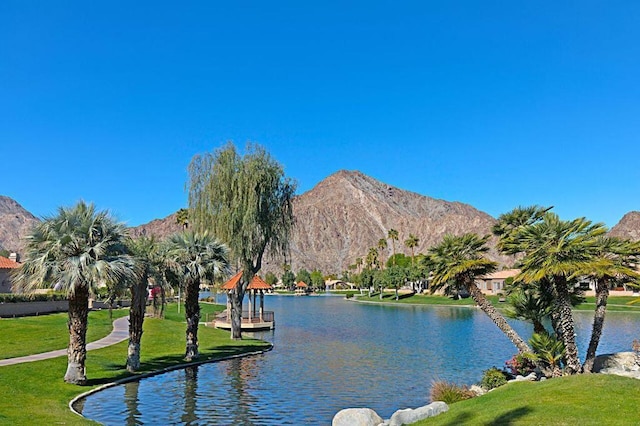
(221, 271), (272, 291)
(248, 275), (272, 290)
(221, 270), (243, 290)
(296, 281), (308, 288)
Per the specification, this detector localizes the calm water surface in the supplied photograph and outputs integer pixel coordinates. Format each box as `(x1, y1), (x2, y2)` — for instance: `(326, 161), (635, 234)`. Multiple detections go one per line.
(77, 294), (640, 425)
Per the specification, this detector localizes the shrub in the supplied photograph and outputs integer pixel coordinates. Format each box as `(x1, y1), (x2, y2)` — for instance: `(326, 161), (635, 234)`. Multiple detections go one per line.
(0, 293), (67, 303)
(429, 381), (475, 404)
(481, 367), (509, 390)
(505, 353), (537, 376)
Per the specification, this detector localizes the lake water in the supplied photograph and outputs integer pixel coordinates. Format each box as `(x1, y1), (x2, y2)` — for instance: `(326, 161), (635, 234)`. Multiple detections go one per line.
(76, 294), (640, 425)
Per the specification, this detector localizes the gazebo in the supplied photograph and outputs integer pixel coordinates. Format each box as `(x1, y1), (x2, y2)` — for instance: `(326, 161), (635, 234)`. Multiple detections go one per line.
(295, 280), (309, 296)
(214, 271), (275, 330)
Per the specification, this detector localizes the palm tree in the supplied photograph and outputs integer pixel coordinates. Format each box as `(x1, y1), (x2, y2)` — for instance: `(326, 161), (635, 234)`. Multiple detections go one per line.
(404, 234), (419, 267)
(504, 284), (554, 335)
(377, 238), (388, 269)
(427, 233), (531, 354)
(126, 236), (169, 372)
(366, 247), (379, 270)
(492, 205), (552, 249)
(176, 208), (190, 229)
(13, 201), (136, 384)
(167, 231), (229, 361)
(513, 213), (607, 374)
(388, 229), (399, 266)
(581, 237), (640, 372)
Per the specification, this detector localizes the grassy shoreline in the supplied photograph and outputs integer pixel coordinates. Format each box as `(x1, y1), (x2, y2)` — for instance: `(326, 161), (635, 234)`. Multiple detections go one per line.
(416, 374), (640, 425)
(0, 303), (270, 425)
(351, 293), (640, 313)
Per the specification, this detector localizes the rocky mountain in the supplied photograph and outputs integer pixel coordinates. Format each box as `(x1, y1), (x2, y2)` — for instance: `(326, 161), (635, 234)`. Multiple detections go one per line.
(262, 170), (508, 274)
(129, 212), (183, 239)
(0, 196), (39, 255)
(609, 211), (640, 241)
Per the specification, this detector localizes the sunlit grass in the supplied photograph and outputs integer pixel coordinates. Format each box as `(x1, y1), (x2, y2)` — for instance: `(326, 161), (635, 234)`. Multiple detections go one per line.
(415, 374), (640, 425)
(0, 302), (270, 425)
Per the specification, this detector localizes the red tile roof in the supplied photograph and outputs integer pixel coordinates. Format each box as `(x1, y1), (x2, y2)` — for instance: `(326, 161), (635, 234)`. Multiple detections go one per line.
(296, 281), (308, 288)
(248, 275), (272, 290)
(221, 270), (243, 290)
(0, 256), (20, 269)
(221, 271), (272, 291)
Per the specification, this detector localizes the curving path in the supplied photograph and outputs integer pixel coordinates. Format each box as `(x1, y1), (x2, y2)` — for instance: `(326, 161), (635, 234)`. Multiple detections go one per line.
(0, 316), (130, 367)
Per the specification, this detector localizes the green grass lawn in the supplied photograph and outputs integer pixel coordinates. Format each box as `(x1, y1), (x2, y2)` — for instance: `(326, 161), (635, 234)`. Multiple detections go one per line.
(0, 302), (270, 425)
(0, 309), (129, 359)
(415, 374), (640, 425)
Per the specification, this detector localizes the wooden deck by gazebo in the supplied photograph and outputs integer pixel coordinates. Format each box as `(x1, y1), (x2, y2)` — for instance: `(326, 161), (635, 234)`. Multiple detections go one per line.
(214, 271), (275, 331)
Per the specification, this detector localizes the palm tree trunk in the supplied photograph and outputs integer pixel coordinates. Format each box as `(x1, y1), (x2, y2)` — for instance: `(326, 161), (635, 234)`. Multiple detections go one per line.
(468, 285), (531, 354)
(533, 320), (547, 335)
(127, 279), (148, 372)
(554, 276), (581, 374)
(64, 286), (89, 385)
(184, 280), (200, 361)
(583, 277), (609, 373)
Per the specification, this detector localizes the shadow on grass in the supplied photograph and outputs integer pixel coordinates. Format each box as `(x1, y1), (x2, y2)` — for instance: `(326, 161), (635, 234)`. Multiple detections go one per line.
(84, 343), (268, 387)
(440, 406), (531, 426)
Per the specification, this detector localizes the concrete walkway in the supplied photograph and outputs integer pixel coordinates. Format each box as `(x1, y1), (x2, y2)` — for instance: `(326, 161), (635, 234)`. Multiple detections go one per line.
(0, 316), (130, 367)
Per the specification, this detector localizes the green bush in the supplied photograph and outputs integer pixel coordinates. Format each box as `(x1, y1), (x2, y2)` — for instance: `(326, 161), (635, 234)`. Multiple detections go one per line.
(481, 367), (509, 390)
(0, 293), (67, 303)
(429, 381), (475, 404)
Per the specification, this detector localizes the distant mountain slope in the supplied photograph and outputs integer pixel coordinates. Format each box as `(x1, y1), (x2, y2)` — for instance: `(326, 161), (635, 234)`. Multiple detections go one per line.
(0, 196), (39, 254)
(128, 212), (182, 239)
(262, 170), (508, 274)
(609, 211), (640, 241)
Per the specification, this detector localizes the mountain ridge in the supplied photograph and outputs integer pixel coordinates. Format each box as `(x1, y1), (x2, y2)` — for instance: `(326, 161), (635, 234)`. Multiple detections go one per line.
(2, 171), (639, 274)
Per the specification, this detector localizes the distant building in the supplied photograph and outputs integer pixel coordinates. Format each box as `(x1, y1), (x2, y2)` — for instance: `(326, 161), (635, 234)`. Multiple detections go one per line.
(476, 269), (520, 295)
(0, 254), (21, 293)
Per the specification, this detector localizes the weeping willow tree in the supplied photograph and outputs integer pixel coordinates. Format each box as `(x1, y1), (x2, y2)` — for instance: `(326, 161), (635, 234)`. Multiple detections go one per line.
(188, 142), (296, 339)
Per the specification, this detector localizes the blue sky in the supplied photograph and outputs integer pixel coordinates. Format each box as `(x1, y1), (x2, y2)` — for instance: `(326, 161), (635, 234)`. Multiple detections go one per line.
(2, 1), (639, 228)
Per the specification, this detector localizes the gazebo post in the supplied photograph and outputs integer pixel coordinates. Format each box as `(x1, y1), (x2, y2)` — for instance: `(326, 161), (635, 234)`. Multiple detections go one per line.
(226, 290), (231, 321)
(248, 289), (252, 321)
(259, 290), (264, 321)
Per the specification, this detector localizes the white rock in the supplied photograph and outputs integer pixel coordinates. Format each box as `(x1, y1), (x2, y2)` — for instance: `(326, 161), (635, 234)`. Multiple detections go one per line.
(469, 384), (486, 396)
(388, 401), (449, 426)
(332, 408), (384, 426)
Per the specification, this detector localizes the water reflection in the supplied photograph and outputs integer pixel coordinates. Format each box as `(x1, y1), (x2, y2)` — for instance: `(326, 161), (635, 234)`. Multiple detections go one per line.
(79, 296), (640, 425)
(123, 380), (141, 425)
(181, 366), (198, 425)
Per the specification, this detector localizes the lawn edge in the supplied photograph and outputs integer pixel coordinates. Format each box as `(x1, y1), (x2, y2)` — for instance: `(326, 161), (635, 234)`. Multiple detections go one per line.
(68, 343), (274, 420)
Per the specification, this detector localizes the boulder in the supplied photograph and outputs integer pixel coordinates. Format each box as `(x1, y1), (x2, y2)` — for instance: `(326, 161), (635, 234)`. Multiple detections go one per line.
(388, 401), (449, 426)
(593, 352), (640, 379)
(469, 384), (486, 396)
(332, 408), (384, 426)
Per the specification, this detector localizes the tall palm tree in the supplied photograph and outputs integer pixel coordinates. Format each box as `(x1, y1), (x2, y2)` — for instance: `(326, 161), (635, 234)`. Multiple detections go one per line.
(404, 234), (419, 267)
(377, 238), (388, 269)
(492, 205), (552, 250)
(126, 236), (169, 372)
(581, 237), (640, 372)
(13, 201), (136, 384)
(366, 247), (379, 270)
(513, 213), (607, 374)
(388, 229), (399, 266)
(167, 231), (229, 361)
(427, 233), (531, 354)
